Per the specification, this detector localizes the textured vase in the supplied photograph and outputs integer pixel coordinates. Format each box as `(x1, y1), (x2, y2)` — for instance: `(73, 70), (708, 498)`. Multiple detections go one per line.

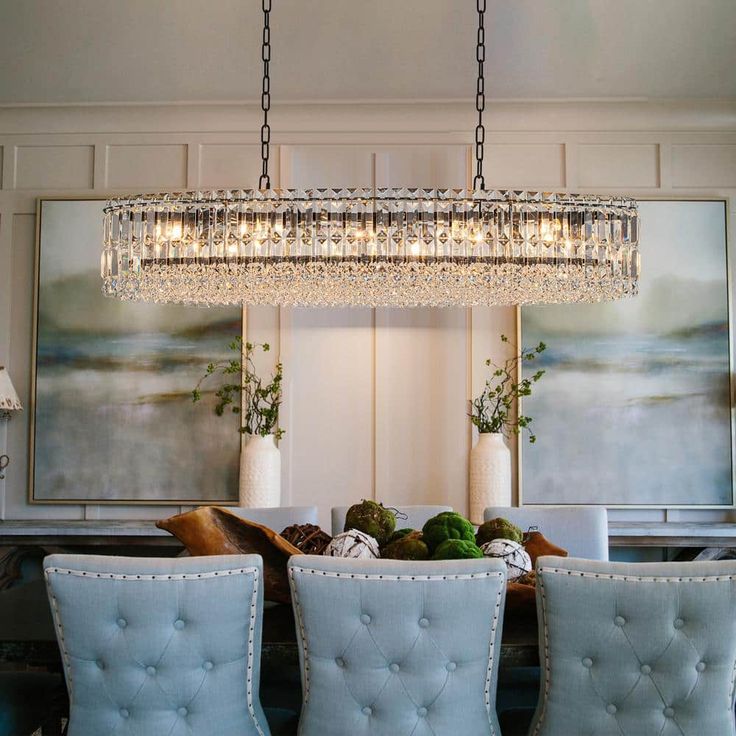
(469, 433), (512, 524)
(240, 434), (281, 508)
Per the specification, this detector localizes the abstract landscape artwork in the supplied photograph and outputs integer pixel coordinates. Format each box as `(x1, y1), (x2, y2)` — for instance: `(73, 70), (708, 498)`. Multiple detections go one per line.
(521, 200), (732, 506)
(32, 200), (241, 503)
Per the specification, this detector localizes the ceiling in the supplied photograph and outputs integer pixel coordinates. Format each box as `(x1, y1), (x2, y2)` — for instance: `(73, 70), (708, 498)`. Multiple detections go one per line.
(0, 0), (734, 105)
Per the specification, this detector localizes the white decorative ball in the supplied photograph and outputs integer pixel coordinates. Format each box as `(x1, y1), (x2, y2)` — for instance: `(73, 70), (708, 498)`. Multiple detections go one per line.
(480, 539), (532, 581)
(323, 529), (380, 559)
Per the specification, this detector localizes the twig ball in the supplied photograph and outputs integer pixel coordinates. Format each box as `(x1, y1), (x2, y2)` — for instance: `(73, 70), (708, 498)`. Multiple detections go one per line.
(280, 523), (332, 555)
(480, 539), (532, 581)
(323, 529), (380, 559)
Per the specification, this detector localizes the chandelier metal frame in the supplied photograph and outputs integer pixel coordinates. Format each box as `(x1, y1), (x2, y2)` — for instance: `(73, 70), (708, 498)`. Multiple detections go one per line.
(102, 0), (640, 308)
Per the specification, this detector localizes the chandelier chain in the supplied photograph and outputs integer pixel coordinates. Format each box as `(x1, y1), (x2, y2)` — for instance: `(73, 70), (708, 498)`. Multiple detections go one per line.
(259, 0), (272, 189)
(474, 0), (486, 190)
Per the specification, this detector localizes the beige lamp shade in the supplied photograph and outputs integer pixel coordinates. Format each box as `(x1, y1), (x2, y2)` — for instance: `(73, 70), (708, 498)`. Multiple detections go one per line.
(0, 367), (21, 412)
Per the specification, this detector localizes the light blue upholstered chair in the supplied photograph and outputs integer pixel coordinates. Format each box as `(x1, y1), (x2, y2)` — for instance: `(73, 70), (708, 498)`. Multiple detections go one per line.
(483, 506), (609, 560)
(331, 505), (452, 536)
(288, 555), (507, 736)
(531, 556), (736, 736)
(226, 505), (319, 532)
(44, 554), (270, 736)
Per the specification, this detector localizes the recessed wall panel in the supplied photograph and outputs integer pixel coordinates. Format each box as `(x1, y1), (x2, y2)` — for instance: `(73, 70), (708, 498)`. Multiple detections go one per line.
(106, 144), (187, 189)
(579, 144), (659, 188)
(15, 145), (94, 190)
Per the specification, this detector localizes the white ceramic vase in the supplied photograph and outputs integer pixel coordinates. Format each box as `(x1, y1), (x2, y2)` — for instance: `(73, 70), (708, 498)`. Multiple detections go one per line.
(469, 432), (512, 524)
(239, 434), (281, 508)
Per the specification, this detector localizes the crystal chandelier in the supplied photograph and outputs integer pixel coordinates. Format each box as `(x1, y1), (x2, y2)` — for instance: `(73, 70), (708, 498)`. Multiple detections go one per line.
(102, 1), (640, 308)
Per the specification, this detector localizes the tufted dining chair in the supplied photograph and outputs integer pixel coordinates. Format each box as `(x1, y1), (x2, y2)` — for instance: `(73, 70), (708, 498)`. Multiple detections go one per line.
(483, 505), (609, 560)
(288, 554), (507, 736)
(530, 556), (736, 736)
(331, 505), (452, 536)
(43, 554), (270, 736)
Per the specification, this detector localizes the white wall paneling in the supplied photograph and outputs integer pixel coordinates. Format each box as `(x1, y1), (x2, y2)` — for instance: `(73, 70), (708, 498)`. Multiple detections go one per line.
(14, 145), (94, 190)
(105, 144), (188, 189)
(0, 101), (735, 522)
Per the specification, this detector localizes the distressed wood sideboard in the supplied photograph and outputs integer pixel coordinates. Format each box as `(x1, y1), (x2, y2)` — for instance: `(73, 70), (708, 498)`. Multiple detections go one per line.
(2, 519), (736, 589)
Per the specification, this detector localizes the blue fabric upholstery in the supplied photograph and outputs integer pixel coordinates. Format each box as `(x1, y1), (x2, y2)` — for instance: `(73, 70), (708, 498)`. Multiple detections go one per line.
(331, 505), (452, 536)
(43, 554), (270, 736)
(223, 506), (319, 532)
(288, 555), (507, 736)
(483, 506), (609, 560)
(531, 556), (736, 736)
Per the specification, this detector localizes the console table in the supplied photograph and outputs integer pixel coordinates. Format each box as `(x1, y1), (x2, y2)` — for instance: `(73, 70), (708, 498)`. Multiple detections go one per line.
(2, 519), (736, 588)
(3, 519), (736, 547)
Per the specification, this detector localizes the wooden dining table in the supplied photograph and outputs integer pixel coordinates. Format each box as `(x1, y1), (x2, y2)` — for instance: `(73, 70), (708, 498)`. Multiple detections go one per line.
(0, 577), (540, 734)
(0, 578), (540, 671)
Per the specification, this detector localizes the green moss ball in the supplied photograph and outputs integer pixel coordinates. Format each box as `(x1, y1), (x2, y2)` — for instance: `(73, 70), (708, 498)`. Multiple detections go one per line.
(382, 536), (430, 561)
(344, 500), (396, 545)
(422, 511), (476, 552)
(476, 517), (523, 546)
(387, 528), (416, 544)
(431, 539), (483, 560)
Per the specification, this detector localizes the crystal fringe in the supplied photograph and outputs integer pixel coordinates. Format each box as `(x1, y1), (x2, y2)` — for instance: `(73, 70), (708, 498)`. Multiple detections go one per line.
(102, 188), (639, 307)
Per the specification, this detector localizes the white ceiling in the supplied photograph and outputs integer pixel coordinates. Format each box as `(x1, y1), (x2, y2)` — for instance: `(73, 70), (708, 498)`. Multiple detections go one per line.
(0, 0), (734, 105)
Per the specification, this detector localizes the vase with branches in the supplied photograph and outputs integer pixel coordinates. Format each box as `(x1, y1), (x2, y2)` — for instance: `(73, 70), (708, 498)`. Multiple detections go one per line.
(468, 335), (546, 523)
(193, 337), (284, 507)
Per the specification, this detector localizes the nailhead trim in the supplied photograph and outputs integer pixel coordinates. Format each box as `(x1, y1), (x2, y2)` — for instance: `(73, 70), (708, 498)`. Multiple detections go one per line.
(45, 564), (266, 736)
(288, 566), (505, 735)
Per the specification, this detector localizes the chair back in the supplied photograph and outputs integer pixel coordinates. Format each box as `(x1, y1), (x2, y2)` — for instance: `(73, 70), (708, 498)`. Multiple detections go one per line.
(44, 554), (270, 736)
(331, 505), (452, 536)
(225, 505), (319, 533)
(288, 555), (506, 736)
(483, 505), (609, 560)
(531, 556), (736, 736)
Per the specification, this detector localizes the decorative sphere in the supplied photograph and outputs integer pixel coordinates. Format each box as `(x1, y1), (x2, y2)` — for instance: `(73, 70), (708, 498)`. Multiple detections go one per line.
(344, 500), (396, 545)
(480, 539), (532, 581)
(476, 517), (523, 546)
(323, 529), (380, 559)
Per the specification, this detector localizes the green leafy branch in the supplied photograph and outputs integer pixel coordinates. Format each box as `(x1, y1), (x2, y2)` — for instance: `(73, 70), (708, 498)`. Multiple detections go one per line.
(192, 336), (284, 439)
(469, 334), (546, 443)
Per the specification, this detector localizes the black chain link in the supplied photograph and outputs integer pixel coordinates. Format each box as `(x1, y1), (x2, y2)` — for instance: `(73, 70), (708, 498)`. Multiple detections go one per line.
(473, 0), (486, 190)
(258, 0), (272, 189)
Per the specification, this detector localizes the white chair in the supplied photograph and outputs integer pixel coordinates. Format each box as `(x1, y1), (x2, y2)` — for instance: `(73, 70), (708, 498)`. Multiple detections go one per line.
(483, 505), (609, 560)
(331, 505), (452, 536)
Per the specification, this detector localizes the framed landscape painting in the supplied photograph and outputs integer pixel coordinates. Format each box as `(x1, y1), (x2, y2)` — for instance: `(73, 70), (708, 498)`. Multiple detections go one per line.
(520, 200), (733, 507)
(31, 199), (241, 504)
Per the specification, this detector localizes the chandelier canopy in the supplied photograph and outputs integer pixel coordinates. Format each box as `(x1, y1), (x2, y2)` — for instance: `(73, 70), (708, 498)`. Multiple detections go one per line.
(101, 1), (640, 308)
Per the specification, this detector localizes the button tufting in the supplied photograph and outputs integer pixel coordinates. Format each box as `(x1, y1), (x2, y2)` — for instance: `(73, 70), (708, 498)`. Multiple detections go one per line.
(362, 706), (372, 716)
(119, 708), (129, 719)
(360, 614), (371, 625)
(582, 657), (593, 668)
(664, 707), (675, 718)
(117, 618), (127, 629)
(145, 666), (156, 676)
(174, 619), (185, 630)
(417, 707), (428, 717)
(335, 657), (345, 668)
(614, 616), (626, 627)
(203, 661), (214, 671)
(96, 660), (105, 670)
(446, 662), (457, 672)
(418, 617), (430, 628)
(674, 618), (685, 629)
(696, 662), (706, 673)
(640, 664), (652, 675)
(177, 707), (188, 717)
(389, 663), (400, 673)
(606, 704), (617, 715)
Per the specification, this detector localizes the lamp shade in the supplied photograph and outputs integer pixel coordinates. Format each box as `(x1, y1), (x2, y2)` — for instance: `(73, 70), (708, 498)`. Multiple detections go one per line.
(0, 367), (21, 412)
